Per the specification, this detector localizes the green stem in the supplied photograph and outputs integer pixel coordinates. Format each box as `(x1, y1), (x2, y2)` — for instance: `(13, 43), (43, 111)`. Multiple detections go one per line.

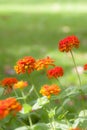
(56, 78), (63, 88)
(13, 88), (19, 98)
(48, 101), (56, 130)
(26, 73), (40, 98)
(70, 50), (86, 112)
(28, 115), (33, 129)
(20, 90), (33, 129)
(70, 50), (81, 87)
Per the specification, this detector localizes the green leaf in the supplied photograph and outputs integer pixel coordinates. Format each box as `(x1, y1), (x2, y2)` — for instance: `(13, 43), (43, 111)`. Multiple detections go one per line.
(51, 86), (79, 100)
(47, 121), (69, 130)
(32, 123), (49, 130)
(48, 107), (56, 118)
(79, 110), (87, 117)
(0, 87), (4, 96)
(32, 96), (49, 111)
(20, 104), (32, 114)
(73, 110), (87, 128)
(14, 126), (28, 130)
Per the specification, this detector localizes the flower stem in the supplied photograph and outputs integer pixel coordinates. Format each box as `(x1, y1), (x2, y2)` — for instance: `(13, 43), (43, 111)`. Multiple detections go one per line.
(70, 50), (86, 112)
(70, 50), (81, 87)
(56, 78), (63, 88)
(20, 90), (33, 129)
(26, 73), (40, 98)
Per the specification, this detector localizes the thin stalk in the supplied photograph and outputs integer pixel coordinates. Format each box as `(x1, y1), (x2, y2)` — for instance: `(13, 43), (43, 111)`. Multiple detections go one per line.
(13, 88), (19, 98)
(20, 90), (33, 129)
(48, 101), (56, 130)
(28, 115), (33, 129)
(56, 78), (63, 88)
(26, 73), (40, 98)
(70, 50), (81, 87)
(70, 50), (86, 114)
(51, 117), (56, 130)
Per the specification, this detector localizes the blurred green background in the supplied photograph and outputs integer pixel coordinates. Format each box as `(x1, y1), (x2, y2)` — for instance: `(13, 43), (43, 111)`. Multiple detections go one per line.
(0, 0), (87, 86)
(0, 0), (87, 129)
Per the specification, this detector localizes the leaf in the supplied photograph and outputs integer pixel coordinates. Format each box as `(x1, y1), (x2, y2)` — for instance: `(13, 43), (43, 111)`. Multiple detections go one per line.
(52, 86), (79, 100)
(14, 126), (28, 130)
(0, 87), (4, 96)
(79, 110), (87, 117)
(32, 96), (49, 111)
(32, 123), (49, 130)
(20, 104), (32, 114)
(57, 98), (70, 114)
(72, 110), (87, 128)
(48, 107), (56, 118)
(26, 85), (34, 97)
(47, 121), (69, 130)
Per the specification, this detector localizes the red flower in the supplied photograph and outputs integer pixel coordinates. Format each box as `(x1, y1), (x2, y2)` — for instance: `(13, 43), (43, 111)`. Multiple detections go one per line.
(40, 84), (61, 98)
(0, 97), (22, 119)
(1, 77), (18, 94)
(58, 35), (80, 52)
(14, 56), (36, 74)
(47, 66), (64, 79)
(35, 56), (55, 71)
(84, 64), (87, 71)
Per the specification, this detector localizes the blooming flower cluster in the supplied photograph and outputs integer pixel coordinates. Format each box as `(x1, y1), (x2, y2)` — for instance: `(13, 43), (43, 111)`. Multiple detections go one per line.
(13, 81), (28, 89)
(47, 66), (64, 79)
(40, 84), (61, 98)
(58, 35), (79, 52)
(34, 56), (55, 71)
(0, 97), (22, 119)
(1, 77), (18, 94)
(1, 77), (18, 87)
(14, 56), (55, 74)
(14, 56), (36, 74)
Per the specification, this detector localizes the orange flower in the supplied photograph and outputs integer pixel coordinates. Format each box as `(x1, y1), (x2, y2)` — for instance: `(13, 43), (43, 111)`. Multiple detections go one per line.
(13, 81), (28, 89)
(58, 35), (79, 52)
(70, 128), (81, 130)
(47, 66), (64, 79)
(35, 56), (55, 71)
(0, 100), (9, 119)
(40, 84), (61, 98)
(84, 64), (87, 71)
(0, 97), (22, 119)
(1, 77), (18, 94)
(14, 56), (36, 74)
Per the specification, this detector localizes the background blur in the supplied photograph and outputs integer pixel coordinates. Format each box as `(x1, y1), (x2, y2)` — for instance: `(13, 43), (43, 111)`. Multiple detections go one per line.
(0, 0), (87, 86)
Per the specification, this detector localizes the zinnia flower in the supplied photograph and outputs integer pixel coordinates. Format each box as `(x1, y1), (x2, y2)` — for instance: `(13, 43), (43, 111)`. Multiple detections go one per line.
(84, 64), (87, 71)
(58, 35), (80, 52)
(40, 84), (61, 98)
(13, 81), (28, 89)
(47, 66), (64, 79)
(14, 56), (36, 74)
(1, 77), (18, 94)
(35, 56), (55, 71)
(0, 97), (22, 119)
(70, 128), (81, 130)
